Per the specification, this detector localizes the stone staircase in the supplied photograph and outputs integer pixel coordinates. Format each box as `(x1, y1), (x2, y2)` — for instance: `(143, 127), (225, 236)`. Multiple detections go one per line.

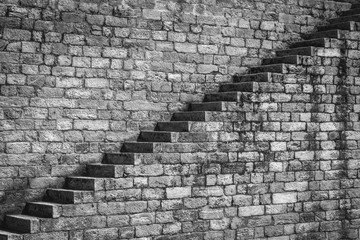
(0, 2), (359, 240)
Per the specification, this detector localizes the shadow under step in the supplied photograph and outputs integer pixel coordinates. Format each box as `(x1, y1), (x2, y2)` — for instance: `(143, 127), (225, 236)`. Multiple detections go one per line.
(23, 202), (61, 218)
(353, 4), (360, 9)
(5, 215), (40, 234)
(66, 176), (105, 191)
(156, 121), (230, 133)
(277, 47), (315, 57)
(329, 14), (360, 24)
(0, 230), (22, 240)
(318, 21), (360, 31)
(44, 189), (94, 204)
(86, 164), (125, 178)
(263, 55), (313, 65)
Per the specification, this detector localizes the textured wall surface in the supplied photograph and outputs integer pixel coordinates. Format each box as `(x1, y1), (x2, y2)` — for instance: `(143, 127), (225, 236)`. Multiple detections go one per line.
(1, 0), (360, 239)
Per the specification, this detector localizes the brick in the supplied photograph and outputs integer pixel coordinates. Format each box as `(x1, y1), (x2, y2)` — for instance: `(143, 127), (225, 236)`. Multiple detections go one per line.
(4, 28), (31, 40)
(166, 187), (191, 199)
(273, 192), (297, 204)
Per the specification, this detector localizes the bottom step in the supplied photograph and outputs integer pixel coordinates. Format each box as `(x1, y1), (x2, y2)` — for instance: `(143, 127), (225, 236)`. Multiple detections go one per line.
(5, 215), (40, 234)
(0, 230), (22, 240)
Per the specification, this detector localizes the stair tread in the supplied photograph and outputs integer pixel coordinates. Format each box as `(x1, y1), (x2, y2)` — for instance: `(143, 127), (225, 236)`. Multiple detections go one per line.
(6, 215), (39, 220)
(47, 188), (93, 193)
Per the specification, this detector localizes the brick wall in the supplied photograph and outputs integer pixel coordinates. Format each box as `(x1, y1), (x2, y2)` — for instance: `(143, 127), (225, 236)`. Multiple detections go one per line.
(1, 0), (360, 239)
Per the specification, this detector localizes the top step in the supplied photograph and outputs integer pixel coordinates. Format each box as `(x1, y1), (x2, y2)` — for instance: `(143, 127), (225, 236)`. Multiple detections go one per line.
(329, 14), (360, 24)
(341, 8), (360, 17)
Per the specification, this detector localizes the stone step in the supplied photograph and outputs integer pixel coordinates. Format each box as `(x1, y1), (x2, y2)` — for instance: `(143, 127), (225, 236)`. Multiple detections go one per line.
(156, 121), (233, 133)
(138, 131), (174, 142)
(103, 153), (138, 165)
(310, 30), (346, 39)
(233, 72), (272, 83)
(102, 152), (181, 165)
(190, 102), (227, 111)
(137, 131), (230, 143)
(0, 230), (23, 240)
(86, 164), (125, 178)
(103, 153), (135, 165)
(172, 111), (245, 122)
(220, 82), (284, 93)
(66, 176), (105, 191)
(341, 8), (360, 16)
(204, 92), (244, 102)
(250, 64), (303, 74)
(219, 82), (257, 92)
(262, 55), (313, 65)
(290, 38), (329, 48)
(5, 215), (40, 234)
(156, 121), (190, 132)
(172, 111), (208, 121)
(276, 47), (315, 57)
(45, 189), (94, 204)
(318, 21), (360, 31)
(122, 142), (154, 153)
(329, 14), (360, 24)
(23, 202), (61, 218)
(190, 101), (255, 112)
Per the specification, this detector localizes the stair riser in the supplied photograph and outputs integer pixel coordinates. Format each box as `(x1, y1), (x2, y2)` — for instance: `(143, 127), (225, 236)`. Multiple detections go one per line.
(171, 113), (207, 121)
(66, 178), (104, 191)
(329, 15), (360, 24)
(219, 82), (256, 92)
(233, 73), (272, 83)
(122, 143), (154, 153)
(86, 165), (125, 178)
(277, 47), (315, 57)
(104, 153), (135, 165)
(45, 190), (94, 204)
(291, 39), (327, 48)
(341, 9), (360, 17)
(156, 122), (190, 132)
(139, 132), (173, 142)
(250, 65), (305, 74)
(190, 102), (224, 111)
(318, 22), (358, 31)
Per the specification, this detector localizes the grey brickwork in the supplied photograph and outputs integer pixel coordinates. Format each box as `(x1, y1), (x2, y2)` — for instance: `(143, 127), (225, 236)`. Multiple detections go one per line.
(0, 0), (360, 239)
